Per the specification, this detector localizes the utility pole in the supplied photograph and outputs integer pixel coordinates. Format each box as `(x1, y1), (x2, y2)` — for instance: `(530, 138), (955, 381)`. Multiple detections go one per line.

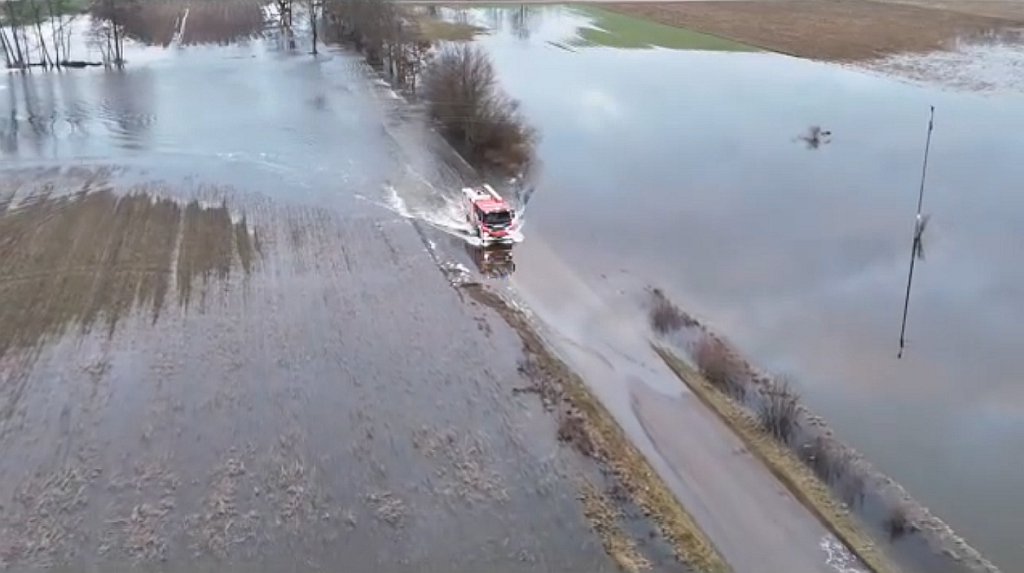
(898, 106), (935, 359)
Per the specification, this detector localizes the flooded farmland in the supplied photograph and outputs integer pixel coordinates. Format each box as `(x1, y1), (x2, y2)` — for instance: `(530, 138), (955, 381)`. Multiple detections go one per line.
(0, 26), (695, 572)
(3, 2), (1023, 572)
(439, 5), (1024, 570)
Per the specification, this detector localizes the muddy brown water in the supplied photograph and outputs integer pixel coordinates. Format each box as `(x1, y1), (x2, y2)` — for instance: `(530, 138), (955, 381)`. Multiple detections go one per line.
(0, 34), (687, 572)
(440, 5), (1024, 571)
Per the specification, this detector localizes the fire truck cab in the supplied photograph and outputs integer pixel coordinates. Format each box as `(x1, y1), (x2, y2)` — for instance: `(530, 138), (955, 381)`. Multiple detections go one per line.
(462, 184), (517, 244)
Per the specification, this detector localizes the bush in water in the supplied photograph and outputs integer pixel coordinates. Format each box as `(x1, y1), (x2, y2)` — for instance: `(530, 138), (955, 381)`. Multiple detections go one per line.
(422, 43), (534, 177)
(694, 336), (747, 402)
(649, 288), (698, 334)
(757, 377), (800, 446)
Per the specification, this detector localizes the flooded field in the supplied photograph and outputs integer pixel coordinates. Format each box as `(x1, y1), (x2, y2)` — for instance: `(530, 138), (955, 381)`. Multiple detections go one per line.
(0, 32), (691, 572)
(4, 2), (1023, 572)
(442, 5), (1024, 570)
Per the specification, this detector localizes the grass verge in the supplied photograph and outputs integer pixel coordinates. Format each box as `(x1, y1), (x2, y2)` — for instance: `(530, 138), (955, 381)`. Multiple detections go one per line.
(653, 345), (901, 573)
(462, 283), (729, 573)
(579, 481), (651, 573)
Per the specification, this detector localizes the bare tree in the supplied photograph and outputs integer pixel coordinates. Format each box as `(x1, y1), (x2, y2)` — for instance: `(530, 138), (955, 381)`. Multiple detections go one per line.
(43, 0), (76, 65)
(91, 0), (135, 67)
(757, 377), (801, 445)
(403, 37), (430, 93)
(3, 0), (27, 68)
(1, 25), (13, 67)
(28, 0), (53, 67)
(423, 44), (534, 175)
(693, 335), (747, 401)
(274, 0), (294, 39)
(306, 0), (320, 54)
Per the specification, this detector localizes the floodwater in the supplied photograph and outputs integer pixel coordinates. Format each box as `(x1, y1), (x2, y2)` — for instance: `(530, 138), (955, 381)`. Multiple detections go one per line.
(0, 28), (676, 572)
(448, 5), (1024, 570)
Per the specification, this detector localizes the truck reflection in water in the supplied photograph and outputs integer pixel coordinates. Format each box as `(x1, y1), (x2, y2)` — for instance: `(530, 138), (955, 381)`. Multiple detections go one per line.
(465, 241), (516, 278)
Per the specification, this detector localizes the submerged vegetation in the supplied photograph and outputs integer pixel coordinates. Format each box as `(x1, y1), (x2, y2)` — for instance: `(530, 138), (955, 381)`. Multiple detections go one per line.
(649, 289), (1003, 573)
(422, 44), (535, 177)
(327, 0), (431, 91)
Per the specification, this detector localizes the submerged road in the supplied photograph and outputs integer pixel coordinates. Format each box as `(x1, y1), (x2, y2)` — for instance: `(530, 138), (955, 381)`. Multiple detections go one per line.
(509, 236), (868, 573)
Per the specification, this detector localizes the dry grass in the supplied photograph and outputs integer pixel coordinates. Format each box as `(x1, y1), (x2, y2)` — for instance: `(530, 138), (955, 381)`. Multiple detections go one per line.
(413, 16), (483, 41)
(365, 491), (406, 528)
(886, 0), (1024, 20)
(579, 481), (651, 573)
(463, 284), (728, 573)
(0, 466), (93, 568)
(0, 174), (259, 357)
(120, 0), (266, 46)
(607, 1), (1023, 61)
(0, 188), (180, 356)
(176, 198), (256, 308)
(187, 457), (252, 557)
(411, 426), (509, 503)
(180, 0), (265, 45)
(103, 459), (179, 562)
(654, 346), (901, 573)
(693, 336), (747, 402)
(757, 377), (800, 446)
(648, 287), (698, 335)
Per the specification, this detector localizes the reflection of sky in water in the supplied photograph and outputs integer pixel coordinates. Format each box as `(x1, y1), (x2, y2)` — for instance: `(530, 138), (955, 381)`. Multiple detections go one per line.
(463, 6), (1024, 567)
(1, 40), (398, 210)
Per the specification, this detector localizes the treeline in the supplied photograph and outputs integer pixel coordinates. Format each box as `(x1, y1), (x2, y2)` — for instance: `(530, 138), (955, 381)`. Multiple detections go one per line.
(423, 44), (533, 176)
(327, 0), (533, 177)
(1, 0), (81, 68)
(326, 0), (430, 91)
(1, 0), (130, 69)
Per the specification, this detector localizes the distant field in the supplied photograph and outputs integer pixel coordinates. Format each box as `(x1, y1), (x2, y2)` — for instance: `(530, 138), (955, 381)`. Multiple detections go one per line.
(572, 6), (756, 50)
(118, 0), (266, 46)
(886, 0), (1024, 20)
(605, 0), (1024, 60)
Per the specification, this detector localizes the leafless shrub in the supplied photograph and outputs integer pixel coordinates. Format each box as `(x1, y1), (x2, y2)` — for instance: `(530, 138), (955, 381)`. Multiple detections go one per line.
(757, 377), (801, 445)
(558, 409), (596, 458)
(838, 467), (866, 509)
(422, 43), (535, 177)
(365, 490), (406, 528)
(90, 0), (137, 66)
(327, 0), (430, 90)
(885, 502), (918, 540)
(327, 0), (393, 64)
(649, 288), (698, 334)
(799, 436), (855, 489)
(694, 336), (746, 401)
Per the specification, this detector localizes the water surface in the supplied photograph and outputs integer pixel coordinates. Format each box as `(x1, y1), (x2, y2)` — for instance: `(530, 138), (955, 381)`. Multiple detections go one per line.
(455, 5), (1024, 568)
